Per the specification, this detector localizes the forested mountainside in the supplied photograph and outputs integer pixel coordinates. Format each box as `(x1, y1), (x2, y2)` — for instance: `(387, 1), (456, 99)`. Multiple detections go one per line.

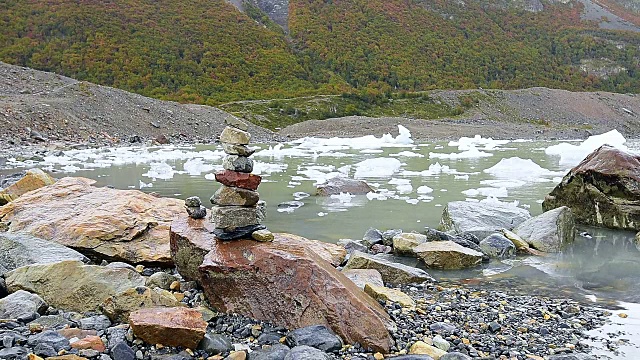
(1, 0), (639, 106)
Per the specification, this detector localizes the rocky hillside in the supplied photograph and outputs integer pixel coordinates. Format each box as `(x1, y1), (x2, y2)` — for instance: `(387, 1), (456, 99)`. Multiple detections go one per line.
(0, 62), (276, 150)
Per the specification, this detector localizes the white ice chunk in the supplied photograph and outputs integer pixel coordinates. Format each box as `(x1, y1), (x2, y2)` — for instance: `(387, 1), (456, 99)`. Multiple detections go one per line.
(183, 158), (215, 176)
(429, 146), (493, 159)
(484, 157), (562, 181)
(139, 180), (153, 189)
(142, 162), (176, 180)
(481, 179), (527, 188)
(391, 151), (424, 158)
(462, 187), (508, 198)
(545, 129), (628, 167)
(449, 135), (510, 150)
(354, 158), (402, 178)
(417, 185), (434, 194)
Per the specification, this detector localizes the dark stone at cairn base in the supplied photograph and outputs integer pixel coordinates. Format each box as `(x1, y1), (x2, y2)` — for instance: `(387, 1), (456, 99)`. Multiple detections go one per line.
(212, 224), (267, 241)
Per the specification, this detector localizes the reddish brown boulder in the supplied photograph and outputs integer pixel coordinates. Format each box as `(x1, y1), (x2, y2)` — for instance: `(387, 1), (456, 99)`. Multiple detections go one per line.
(215, 170), (262, 191)
(170, 216), (393, 352)
(70, 335), (106, 352)
(129, 307), (207, 349)
(543, 145), (640, 231)
(0, 177), (184, 265)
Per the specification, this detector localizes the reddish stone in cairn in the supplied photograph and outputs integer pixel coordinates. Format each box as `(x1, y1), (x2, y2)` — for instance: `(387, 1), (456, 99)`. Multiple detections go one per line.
(129, 307), (207, 349)
(215, 170), (261, 191)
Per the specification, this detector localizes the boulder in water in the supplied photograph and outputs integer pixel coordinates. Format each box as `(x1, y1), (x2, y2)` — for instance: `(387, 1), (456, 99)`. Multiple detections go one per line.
(316, 177), (373, 196)
(414, 241), (483, 270)
(543, 145), (640, 231)
(513, 206), (576, 252)
(439, 201), (531, 239)
(479, 234), (516, 258)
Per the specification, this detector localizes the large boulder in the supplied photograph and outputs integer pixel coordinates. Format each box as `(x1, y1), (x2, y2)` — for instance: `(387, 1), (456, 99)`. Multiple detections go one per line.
(316, 177), (373, 196)
(0, 233), (88, 276)
(101, 286), (184, 322)
(439, 201), (531, 239)
(414, 241), (483, 270)
(0, 169), (55, 205)
(342, 251), (433, 285)
(129, 307), (207, 349)
(0, 177), (184, 265)
(393, 233), (428, 256)
(170, 216), (393, 353)
(543, 145), (640, 231)
(4, 260), (145, 312)
(513, 206), (576, 252)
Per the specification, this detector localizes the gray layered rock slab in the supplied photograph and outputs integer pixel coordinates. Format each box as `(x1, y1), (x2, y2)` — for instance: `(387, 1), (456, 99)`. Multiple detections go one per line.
(284, 345), (331, 360)
(249, 344), (290, 360)
(0, 233), (88, 276)
(222, 143), (255, 156)
(513, 206), (576, 252)
(0, 177), (184, 265)
(0, 290), (47, 319)
(342, 269), (384, 289)
(414, 241), (483, 270)
(543, 145), (640, 231)
(211, 185), (259, 207)
(210, 205), (261, 229)
(316, 177), (372, 196)
(343, 251), (433, 285)
(225, 116), (249, 131)
(170, 216), (393, 352)
(223, 155), (254, 173)
(479, 234), (516, 258)
(5, 260), (145, 313)
(336, 239), (368, 254)
(439, 201), (531, 239)
(285, 325), (342, 352)
(220, 126), (251, 145)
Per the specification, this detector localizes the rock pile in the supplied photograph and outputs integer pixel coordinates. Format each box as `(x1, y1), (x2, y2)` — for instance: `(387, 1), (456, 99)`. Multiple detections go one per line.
(209, 118), (269, 241)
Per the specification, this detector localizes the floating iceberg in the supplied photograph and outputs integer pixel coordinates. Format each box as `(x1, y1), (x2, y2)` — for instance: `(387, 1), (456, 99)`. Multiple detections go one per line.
(354, 158), (402, 178)
(142, 162), (177, 180)
(449, 135), (510, 151)
(462, 187), (508, 198)
(545, 129), (628, 167)
(183, 158), (216, 176)
(484, 157), (562, 181)
(429, 145), (493, 160)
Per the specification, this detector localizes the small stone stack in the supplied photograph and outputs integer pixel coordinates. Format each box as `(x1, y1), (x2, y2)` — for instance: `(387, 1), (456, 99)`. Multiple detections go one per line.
(210, 118), (272, 241)
(185, 196), (206, 219)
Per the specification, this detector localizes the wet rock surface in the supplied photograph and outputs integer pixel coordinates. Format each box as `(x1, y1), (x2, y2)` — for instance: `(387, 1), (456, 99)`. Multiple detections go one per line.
(439, 201), (531, 239)
(316, 177), (373, 196)
(514, 206), (576, 252)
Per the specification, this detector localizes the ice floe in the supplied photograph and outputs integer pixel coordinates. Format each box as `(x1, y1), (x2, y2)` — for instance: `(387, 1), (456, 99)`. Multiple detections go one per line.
(354, 158), (402, 178)
(545, 129), (628, 167)
(462, 187), (508, 198)
(449, 135), (510, 151)
(429, 146), (493, 160)
(484, 157), (562, 182)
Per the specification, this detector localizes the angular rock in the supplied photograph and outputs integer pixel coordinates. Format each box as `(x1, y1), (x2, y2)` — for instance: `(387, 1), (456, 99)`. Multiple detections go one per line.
(225, 117), (249, 131)
(285, 325), (342, 352)
(213, 224), (267, 241)
(393, 233), (428, 256)
(220, 126), (251, 145)
(409, 341), (446, 359)
(30, 314), (72, 329)
(5, 260), (145, 313)
(543, 145), (640, 231)
(0, 177), (184, 265)
(336, 239), (368, 254)
(186, 205), (207, 219)
(211, 205), (261, 229)
(223, 155), (254, 173)
(414, 241), (483, 270)
(101, 286), (183, 322)
(170, 216), (392, 352)
(342, 269), (384, 289)
(381, 229), (402, 246)
(440, 353), (472, 360)
(184, 196), (202, 207)
(129, 307), (207, 349)
(27, 330), (70, 351)
(111, 341), (135, 360)
(252, 229), (275, 242)
(211, 185), (260, 207)
(222, 143), (255, 157)
(547, 354), (596, 360)
(284, 345), (331, 360)
(343, 251), (433, 285)
(362, 228), (384, 247)
(364, 284), (415, 309)
(34, 342), (58, 357)
(0, 233), (88, 276)
(425, 228), (485, 256)
(0, 347), (28, 360)
(0, 290), (47, 319)
(0, 168), (55, 205)
(479, 234), (516, 258)
(215, 170), (262, 191)
(316, 177), (373, 196)
(439, 201), (531, 239)
(513, 206), (576, 252)
(79, 315), (111, 331)
(500, 228), (530, 252)
(249, 344), (290, 360)
(389, 356), (435, 360)
(370, 244), (392, 254)
(58, 328), (98, 340)
(197, 333), (233, 355)
(71, 335), (106, 352)
(0, 277), (6, 298)
(146, 272), (178, 290)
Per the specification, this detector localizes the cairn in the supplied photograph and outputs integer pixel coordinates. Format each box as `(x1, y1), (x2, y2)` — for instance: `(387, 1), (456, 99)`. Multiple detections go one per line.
(210, 117), (273, 242)
(185, 196), (206, 219)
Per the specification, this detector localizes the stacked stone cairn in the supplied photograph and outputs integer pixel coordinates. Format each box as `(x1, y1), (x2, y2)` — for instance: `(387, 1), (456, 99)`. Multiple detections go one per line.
(184, 196), (207, 219)
(209, 117), (274, 242)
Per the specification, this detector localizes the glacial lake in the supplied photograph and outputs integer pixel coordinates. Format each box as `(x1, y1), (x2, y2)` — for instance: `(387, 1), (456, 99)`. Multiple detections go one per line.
(2, 128), (640, 358)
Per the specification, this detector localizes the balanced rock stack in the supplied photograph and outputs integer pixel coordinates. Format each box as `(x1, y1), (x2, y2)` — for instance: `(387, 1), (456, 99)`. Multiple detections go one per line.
(210, 118), (272, 241)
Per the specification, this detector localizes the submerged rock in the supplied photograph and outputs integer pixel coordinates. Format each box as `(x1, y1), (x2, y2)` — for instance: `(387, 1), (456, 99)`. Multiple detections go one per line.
(514, 206), (576, 252)
(543, 145), (640, 231)
(0, 177), (184, 265)
(170, 216), (393, 352)
(439, 201), (531, 239)
(0, 233), (88, 276)
(0, 168), (55, 205)
(414, 241), (483, 270)
(343, 251), (433, 285)
(5, 260), (145, 313)
(316, 177), (373, 196)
